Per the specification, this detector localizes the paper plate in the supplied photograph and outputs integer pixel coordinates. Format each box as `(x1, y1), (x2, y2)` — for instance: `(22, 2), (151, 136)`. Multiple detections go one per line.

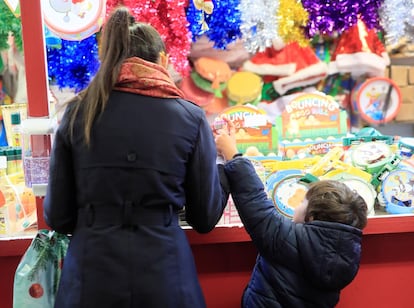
(355, 77), (401, 125)
(42, 0), (106, 41)
(382, 169), (414, 214)
(266, 170), (307, 218)
(351, 142), (393, 174)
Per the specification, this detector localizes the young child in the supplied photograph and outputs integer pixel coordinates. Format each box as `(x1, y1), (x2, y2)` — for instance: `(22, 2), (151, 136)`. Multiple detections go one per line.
(215, 119), (368, 308)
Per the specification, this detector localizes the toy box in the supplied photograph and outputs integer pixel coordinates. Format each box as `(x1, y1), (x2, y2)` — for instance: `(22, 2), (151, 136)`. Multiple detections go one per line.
(215, 105), (278, 156)
(275, 93), (348, 158)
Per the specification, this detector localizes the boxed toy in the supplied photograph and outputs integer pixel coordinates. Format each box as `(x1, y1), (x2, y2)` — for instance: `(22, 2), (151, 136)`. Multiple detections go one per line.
(214, 105), (278, 156)
(275, 93), (348, 159)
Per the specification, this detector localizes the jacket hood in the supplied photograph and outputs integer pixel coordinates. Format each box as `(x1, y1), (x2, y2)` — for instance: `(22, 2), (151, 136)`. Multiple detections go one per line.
(296, 221), (363, 290)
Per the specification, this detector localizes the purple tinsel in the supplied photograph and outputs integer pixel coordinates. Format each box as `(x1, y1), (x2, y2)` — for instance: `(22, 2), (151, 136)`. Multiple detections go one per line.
(301, 0), (383, 37)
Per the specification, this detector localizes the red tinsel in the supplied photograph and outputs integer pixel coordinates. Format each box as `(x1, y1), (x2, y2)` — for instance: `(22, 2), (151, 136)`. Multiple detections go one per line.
(106, 0), (191, 76)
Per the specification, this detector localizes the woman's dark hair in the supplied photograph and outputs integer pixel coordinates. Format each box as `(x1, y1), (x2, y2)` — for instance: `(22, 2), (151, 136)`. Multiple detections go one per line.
(304, 180), (368, 229)
(68, 6), (166, 145)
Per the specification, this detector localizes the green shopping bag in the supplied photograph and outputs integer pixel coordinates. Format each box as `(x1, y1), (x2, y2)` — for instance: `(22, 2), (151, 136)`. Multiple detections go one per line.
(13, 229), (69, 308)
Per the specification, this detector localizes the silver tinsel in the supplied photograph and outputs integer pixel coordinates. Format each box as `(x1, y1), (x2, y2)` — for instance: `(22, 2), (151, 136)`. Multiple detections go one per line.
(238, 0), (281, 53)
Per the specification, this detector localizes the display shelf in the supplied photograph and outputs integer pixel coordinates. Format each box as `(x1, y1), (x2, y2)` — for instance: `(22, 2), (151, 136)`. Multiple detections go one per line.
(2, 214), (414, 257)
(0, 236), (32, 257)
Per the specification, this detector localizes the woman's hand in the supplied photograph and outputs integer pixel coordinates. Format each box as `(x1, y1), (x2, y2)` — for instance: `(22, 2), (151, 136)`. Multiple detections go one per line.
(214, 118), (239, 161)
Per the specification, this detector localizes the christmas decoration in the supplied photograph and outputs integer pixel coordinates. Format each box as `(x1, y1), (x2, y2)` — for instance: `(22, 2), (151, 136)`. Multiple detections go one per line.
(379, 0), (414, 47)
(47, 35), (100, 92)
(193, 0), (214, 31)
(42, 0), (106, 41)
(0, 0), (23, 52)
(187, 0), (242, 49)
(329, 19), (390, 77)
(123, 0), (192, 76)
(238, 0), (280, 53)
(271, 42), (328, 95)
(301, 0), (383, 37)
(277, 0), (309, 47)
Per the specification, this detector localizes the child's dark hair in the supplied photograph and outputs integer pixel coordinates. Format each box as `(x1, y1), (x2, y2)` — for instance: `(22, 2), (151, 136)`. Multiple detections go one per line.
(304, 180), (368, 229)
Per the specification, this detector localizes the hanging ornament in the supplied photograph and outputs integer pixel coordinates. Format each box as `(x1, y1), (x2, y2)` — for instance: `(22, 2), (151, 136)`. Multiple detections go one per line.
(187, 0), (242, 49)
(42, 0), (106, 41)
(238, 0), (280, 53)
(277, 0), (309, 47)
(301, 0), (382, 37)
(47, 35), (100, 92)
(193, 0), (214, 31)
(379, 0), (414, 47)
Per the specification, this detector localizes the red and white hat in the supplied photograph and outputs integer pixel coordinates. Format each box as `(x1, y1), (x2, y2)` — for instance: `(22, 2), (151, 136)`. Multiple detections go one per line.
(329, 19), (390, 77)
(271, 42), (328, 95)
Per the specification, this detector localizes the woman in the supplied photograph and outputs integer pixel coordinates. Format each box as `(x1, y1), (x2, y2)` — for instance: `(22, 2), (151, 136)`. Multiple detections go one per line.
(44, 6), (228, 308)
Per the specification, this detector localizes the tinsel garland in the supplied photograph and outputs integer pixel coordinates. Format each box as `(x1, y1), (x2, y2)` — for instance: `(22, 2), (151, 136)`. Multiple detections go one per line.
(0, 0), (23, 51)
(46, 35), (100, 92)
(187, 0), (242, 49)
(278, 0), (309, 47)
(301, 0), (383, 37)
(379, 0), (414, 46)
(238, 0), (280, 53)
(120, 0), (192, 76)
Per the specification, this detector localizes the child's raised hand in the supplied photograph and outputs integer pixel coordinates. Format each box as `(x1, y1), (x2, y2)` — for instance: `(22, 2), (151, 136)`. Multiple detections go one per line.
(214, 118), (239, 161)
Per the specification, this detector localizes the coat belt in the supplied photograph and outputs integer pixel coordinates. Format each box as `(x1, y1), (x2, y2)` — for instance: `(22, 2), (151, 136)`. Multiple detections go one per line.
(77, 201), (179, 228)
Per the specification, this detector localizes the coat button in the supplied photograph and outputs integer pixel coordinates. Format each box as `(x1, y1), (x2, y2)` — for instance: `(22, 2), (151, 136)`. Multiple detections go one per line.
(127, 152), (137, 162)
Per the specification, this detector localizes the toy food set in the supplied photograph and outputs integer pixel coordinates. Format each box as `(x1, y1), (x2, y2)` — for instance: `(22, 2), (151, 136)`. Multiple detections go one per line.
(192, 57), (233, 97)
(215, 105), (278, 156)
(275, 93), (348, 159)
(226, 71), (263, 106)
(179, 75), (214, 107)
(351, 77), (402, 125)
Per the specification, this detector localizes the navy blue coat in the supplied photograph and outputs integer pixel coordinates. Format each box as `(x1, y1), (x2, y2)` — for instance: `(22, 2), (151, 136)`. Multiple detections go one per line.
(224, 158), (363, 308)
(44, 91), (228, 308)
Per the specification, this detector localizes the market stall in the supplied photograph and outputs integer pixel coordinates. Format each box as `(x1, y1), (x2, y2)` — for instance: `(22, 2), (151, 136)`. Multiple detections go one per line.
(1, 1), (414, 307)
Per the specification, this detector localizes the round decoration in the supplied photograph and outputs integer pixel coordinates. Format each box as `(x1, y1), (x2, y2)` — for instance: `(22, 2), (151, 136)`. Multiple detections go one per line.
(266, 170), (307, 218)
(382, 169), (414, 215)
(42, 0), (106, 41)
(351, 142), (393, 174)
(355, 77), (401, 125)
(331, 173), (377, 216)
(398, 137), (414, 158)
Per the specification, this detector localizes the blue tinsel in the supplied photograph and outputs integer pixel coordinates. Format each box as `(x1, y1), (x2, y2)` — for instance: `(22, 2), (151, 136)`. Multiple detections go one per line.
(186, 0), (242, 49)
(46, 34), (100, 92)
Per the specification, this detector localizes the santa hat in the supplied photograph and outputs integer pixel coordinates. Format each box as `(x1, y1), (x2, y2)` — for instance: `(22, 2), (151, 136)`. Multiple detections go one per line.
(329, 19), (390, 77)
(242, 39), (297, 76)
(271, 42), (328, 95)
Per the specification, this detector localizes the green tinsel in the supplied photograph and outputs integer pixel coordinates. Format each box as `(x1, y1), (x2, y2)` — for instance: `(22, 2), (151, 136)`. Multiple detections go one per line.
(0, 0), (23, 52)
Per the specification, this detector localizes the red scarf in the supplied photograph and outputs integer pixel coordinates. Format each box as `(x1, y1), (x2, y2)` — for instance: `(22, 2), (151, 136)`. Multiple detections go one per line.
(114, 57), (184, 99)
